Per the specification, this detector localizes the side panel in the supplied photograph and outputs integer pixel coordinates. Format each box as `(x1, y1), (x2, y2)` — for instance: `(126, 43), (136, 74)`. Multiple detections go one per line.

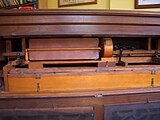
(8, 71), (160, 92)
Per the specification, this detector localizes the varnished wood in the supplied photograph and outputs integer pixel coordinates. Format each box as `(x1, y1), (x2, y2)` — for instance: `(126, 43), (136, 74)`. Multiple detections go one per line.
(7, 69), (160, 92)
(103, 38), (113, 57)
(0, 41), (5, 61)
(29, 38), (99, 60)
(148, 37), (152, 50)
(157, 39), (160, 49)
(28, 47), (101, 51)
(3, 64), (13, 91)
(3, 52), (25, 57)
(9, 65), (160, 74)
(117, 56), (152, 63)
(114, 50), (160, 57)
(0, 10), (160, 120)
(21, 38), (26, 52)
(94, 105), (104, 120)
(5, 40), (12, 52)
(0, 10), (160, 37)
(0, 87), (160, 98)
(0, 91), (159, 111)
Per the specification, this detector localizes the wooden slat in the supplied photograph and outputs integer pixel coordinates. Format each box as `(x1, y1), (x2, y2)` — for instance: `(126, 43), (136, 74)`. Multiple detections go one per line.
(0, 15), (160, 26)
(21, 38), (26, 52)
(28, 60), (101, 69)
(3, 52), (25, 57)
(157, 39), (160, 49)
(0, 10), (160, 37)
(0, 41), (5, 61)
(1, 25), (160, 37)
(28, 47), (101, 51)
(114, 50), (160, 54)
(152, 57), (160, 62)
(147, 37), (152, 50)
(8, 70), (159, 92)
(118, 57), (152, 63)
(5, 40), (11, 52)
(9, 65), (160, 74)
(29, 60), (102, 65)
(29, 50), (99, 60)
(0, 87), (160, 98)
(0, 9), (160, 17)
(114, 50), (160, 57)
(0, 70), (2, 78)
(29, 38), (99, 48)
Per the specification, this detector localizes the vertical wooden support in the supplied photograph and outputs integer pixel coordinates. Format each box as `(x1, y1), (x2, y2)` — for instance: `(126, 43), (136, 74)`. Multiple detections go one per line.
(94, 105), (104, 120)
(25, 49), (29, 61)
(103, 38), (113, 57)
(21, 38), (26, 52)
(3, 64), (13, 91)
(6, 40), (12, 52)
(29, 62), (43, 69)
(0, 40), (6, 61)
(148, 37), (151, 50)
(157, 39), (160, 49)
(100, 38), (115, 67)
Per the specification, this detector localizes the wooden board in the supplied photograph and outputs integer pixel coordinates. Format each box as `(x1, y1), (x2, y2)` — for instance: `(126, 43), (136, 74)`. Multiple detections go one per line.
(29, 38), (99, 60)
(8, 70), (160, 92)
(29, 50), (99, 60)
(29, 38), (99, 48)
(0, 41), (5, 61)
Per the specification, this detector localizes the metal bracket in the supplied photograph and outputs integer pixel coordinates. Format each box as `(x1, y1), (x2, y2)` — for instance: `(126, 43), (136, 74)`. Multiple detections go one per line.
(35, 74), (41, 79)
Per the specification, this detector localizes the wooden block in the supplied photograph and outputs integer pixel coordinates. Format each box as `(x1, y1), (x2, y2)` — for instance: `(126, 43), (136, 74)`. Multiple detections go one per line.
(157, 39), (160, 49)
(6, 40), (12, 52)
(29, 62), (43, 69)
(101, 57), (116, 62)
(29, 38), (99, 48)
(0, 41), (6, 61)
(29, 38), (100, 60)
(8, 71), (158, 92)
(29, 50), (99, 60)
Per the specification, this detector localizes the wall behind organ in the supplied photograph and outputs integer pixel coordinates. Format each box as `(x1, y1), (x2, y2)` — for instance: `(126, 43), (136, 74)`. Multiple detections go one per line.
(39, 0), (160, 11)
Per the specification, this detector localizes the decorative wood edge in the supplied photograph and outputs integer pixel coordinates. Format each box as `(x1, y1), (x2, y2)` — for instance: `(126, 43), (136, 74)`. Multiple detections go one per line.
(0, 9), (160, 17)
(0, 87), (160, 99)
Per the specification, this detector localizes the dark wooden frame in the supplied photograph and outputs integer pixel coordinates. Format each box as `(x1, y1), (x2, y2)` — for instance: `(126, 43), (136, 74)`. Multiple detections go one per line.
(58, 0), (97, 7)
(135, 0), (160, 9)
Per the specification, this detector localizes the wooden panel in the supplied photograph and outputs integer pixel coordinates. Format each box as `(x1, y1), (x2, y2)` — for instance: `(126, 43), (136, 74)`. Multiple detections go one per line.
(0, 41), (5, 61)
(29, 38), (99, 60)
(0, 10), (160, 37)
(117, 57), (152, 63)
(29, 38), (99, 48)
(5, 40), (11, 52)
(29, 50), (99, 60)
(155, 72), (160, 87)
(0, 9), (160, 17)
(8, 71), (159, 92)
(0, 25), (160, 37)
(0, 15), (159, 26)
(0, 107), (94, 120)
(157, 39), (160, 49)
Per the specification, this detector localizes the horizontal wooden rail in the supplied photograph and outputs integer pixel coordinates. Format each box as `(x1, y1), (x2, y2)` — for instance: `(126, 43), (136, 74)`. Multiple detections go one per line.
(28, 47), (101, 51)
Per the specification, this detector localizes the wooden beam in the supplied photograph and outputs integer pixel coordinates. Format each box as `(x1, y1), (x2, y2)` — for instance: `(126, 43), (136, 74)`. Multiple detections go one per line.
(6, 40), (12, 52)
